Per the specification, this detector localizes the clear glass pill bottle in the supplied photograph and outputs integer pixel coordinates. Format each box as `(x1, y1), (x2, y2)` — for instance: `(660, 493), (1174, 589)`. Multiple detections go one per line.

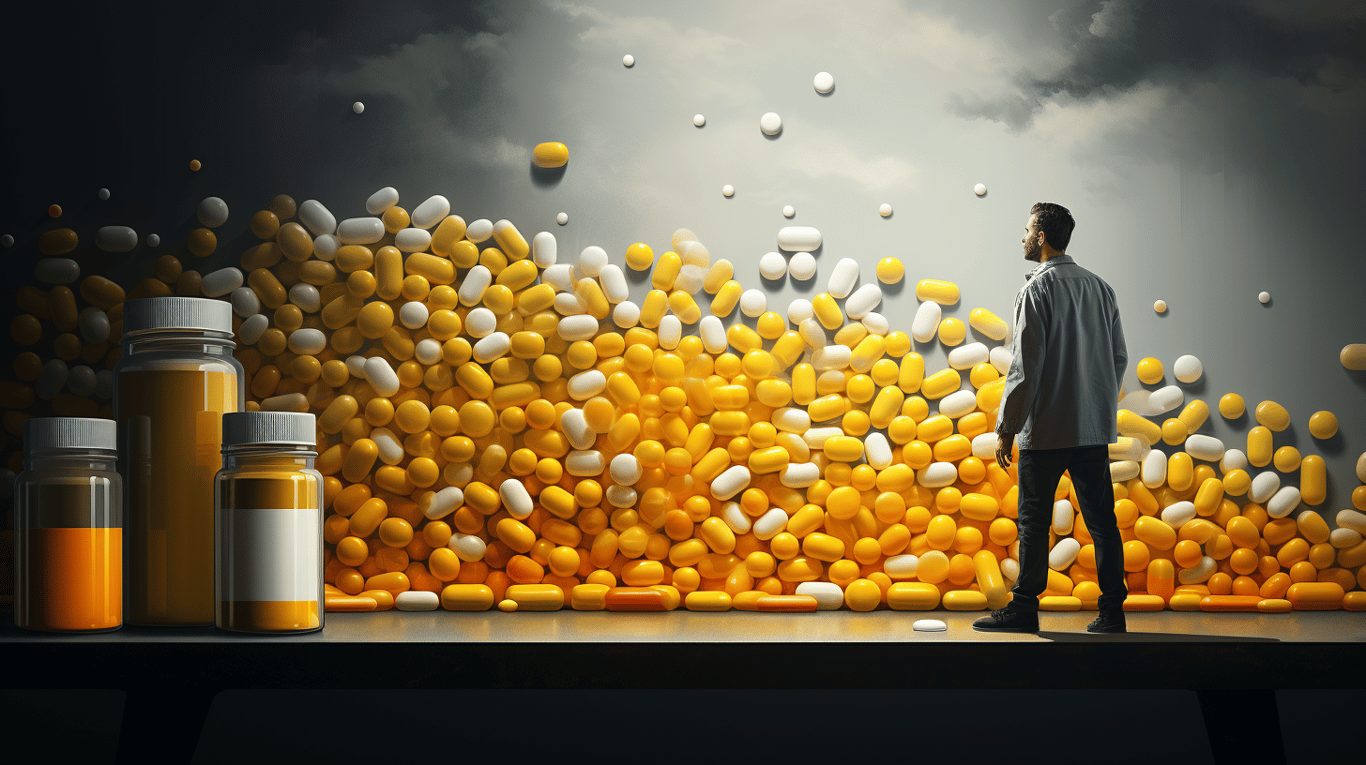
(114, 297), (242, 626)
(14, 417), (122, 632)
(215, 411), (323, 634)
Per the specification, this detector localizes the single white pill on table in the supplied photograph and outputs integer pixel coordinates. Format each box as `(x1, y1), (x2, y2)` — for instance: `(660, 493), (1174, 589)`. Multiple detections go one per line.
(365, 187), (399, 214)
(201, 267), (244, 297)
(289, 283), (321, 313)
(298, 200), (336, 236)
(788, 299), (814, 324)
(827, 258), (859, 298)
(466, 218), (494, 242)
(1258, 291), (1270, 304)
(578, 245), (608, 276)
(739, 289), (766, 317)
(36, 258), (79, 284)
(693, 114), (705, 127)
(879, 203), (892, 217)
(760, 112), (782, 135)
(777, 226), (821, 251)
(352, 101), (365, 114)
(239, 314), (268, 345)
(911, 301), (941, 343)
(612, 301), (640, 329)
(313, 234), (339, 261)
(788, 252), (816, 280)
(414, 338), (442, 365)
(399, 301), (429, 330)
(795, 582), (844, 610)
(974, 183), (987, 196)
(699, 316), (726, 354)
(66, 365), (96, 397)
(759, 252), (786, 279)
(197, 197), (229, 228)
(783, 205), (795, 218)
(230, 287), (260, 318)
(411, 195), (451, 230)
(658, 315), (682, 350)
(557, 212), (569, 225)
(95, 226), (138, 252)
(722, 185), (734, 197)
(1174, 354), (1203, 383)
(913, 619), (947, 632)
(532, 231), (557, 267)
(844, 284), (882, 319)
(394, 228), (431, 252)
(623, 54), (634, 67)
(287, 328), (326, 355)
(813, 71), (834, 93)
(948, 342), (990, 370)
(395, 591), (439, 611)
(364, 357), (400, 396)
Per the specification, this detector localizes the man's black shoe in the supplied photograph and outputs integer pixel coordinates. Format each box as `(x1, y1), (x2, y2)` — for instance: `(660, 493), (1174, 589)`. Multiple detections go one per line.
(972, 605), (1039, 633)
(1086, 610), (1127, 633)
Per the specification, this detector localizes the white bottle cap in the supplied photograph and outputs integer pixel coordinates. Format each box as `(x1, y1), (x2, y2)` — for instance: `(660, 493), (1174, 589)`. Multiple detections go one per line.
(122, 297), (233, 334)
(23, 417), (117, 451)
(222, 412), (317, 447)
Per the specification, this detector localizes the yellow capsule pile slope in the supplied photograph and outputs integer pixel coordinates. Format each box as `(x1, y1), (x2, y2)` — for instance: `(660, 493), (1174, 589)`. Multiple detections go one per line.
(2, 189), (1364, 615)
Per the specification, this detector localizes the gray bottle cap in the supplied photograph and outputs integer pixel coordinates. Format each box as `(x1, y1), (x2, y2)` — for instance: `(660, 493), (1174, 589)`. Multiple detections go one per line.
(122, 297), (233, 334)
(222, 412), (317, 447)
(24, 417), (117, 451)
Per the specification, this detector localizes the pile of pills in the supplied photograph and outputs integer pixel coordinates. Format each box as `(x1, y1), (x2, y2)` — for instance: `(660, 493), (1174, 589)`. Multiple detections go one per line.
(4, 186), (1364, 615)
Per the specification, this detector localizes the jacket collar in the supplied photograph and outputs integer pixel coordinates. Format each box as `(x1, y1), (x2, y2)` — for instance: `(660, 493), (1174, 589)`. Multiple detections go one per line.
(1025, 253), (1073, 281)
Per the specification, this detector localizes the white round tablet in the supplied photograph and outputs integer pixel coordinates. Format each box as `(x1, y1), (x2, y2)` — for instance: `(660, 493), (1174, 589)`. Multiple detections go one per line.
(760, 112), (782, 135)
(722, 184), (734, 197)
(1174, 354), (1203, 384)
(556, 212), (568, 225)
(782, 205), (795, 218)
(146, 234), (160, 247)
(623, 54), (634, 67)
(788, 252), (816, 280)
(693, 114), (705, 127)
(759, 252), (786, 280)
(352, 101), (365, 114)
(879, 203), (892, 217)
(974, 183), (987, 196)
(739, 289), (766, 317)
(1258, 291), (1271, 304)
(197, 197), (229, 228)
(813, 71), (834, 94)
(98, 188), (110, 201)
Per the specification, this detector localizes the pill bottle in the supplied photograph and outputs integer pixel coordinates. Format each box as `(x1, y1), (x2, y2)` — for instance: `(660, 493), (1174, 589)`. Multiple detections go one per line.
(215, 411), (323, 634)
(115, 297), (243, 626)
(13, 417), (122, 632)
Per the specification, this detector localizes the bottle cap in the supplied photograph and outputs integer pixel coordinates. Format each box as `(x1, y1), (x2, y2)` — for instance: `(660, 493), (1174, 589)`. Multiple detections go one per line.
(23, 417), (117, 451)
(122, 297), (233, 334)
(222, 412), (317, 448)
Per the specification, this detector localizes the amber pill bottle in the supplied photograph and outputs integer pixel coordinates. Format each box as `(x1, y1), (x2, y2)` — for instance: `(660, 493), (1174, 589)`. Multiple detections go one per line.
(13, 417), (122, 632)
(115, 297), (242, 626)
(215, 411), (323, 634)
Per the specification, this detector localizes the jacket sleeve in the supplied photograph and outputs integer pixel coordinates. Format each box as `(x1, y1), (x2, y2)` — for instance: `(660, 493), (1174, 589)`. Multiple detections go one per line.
(1111, 301), (1128, 396)
(995, 284), (1047, 435)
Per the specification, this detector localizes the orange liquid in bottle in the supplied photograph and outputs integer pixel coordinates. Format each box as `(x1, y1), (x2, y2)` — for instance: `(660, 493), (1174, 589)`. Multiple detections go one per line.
(14, 527), (122, 631)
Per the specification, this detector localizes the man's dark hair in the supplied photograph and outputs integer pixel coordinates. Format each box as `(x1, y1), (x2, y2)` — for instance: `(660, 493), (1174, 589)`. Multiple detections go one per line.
(1030, 202), (1075, 253)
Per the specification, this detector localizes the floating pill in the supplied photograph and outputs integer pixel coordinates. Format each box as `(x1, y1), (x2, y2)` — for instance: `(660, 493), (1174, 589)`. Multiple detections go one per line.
(1258, 291), (1271, 304)
(691, 114), (705, 127)
(352, 101), (365, 114)
(556, 212), (568, 225)
(92, 225), (138, 253)
(35, 258), (79, 284)
(777, 226), (821, 252)
(198, 197), (229, 228)
(783, 205), (795, 218)
(299, 200), (337, 236)
(974, 183), (986, 196)
(1173, 355), (1202, 383)
(532, 142), (569, 168)
(813, 71), (834, 93)
(760, 112), (782, 135)
(759, 252), (786, 280)
(1341, 344), (1366, 370)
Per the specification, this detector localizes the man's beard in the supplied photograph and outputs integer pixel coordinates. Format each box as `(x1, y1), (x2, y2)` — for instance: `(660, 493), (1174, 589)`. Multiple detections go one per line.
(1024, 238), (1042, 262)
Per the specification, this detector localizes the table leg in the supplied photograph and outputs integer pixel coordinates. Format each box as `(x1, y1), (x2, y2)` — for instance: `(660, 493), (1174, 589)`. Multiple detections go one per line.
(116, 687), (218, 764)
(1196, 689), (1285, 765)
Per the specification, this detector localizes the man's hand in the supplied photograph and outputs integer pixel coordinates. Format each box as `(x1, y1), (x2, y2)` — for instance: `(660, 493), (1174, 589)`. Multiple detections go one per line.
(996, 432), (1015, 470)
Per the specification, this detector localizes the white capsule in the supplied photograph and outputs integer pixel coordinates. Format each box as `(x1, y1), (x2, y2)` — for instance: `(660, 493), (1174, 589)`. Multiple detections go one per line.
(1049, 537), (1080, 570)
(1001, 558), (1019, 581)
(711, 465), (752, 500)
(885, 554), (919, 579)
(972, 433), (998, 460)
(759, 252), (786, 280)
(760, 112), (782, 135)
(457, 265), (492, 306)
(554, 291), (587, 316)
(939, 390), (977, 419)
(598, 264), (629, 303)
(1119, 389), (1156, 417)
(66, 365), (96, 397)
(449, 533), (487, 562)
(827, 258), (859, 298)
(990, 346), (1013, 375)
(1178, 556), (1216, 584)
(844, 284), (882, 320)
(658, 315), (682, 350)
(411, 195), (451, 230)
(606, 485), (638, 508)
(365, 187), (400, 215)
(1142, 450), (1167, 488)
(674, 265), (706, 295)
(795, 582), (844, 610)
(1330, 528), (1362, 548)
(612, 301), (640, 329)
(777, 226), (821, 252)
(289, 283), (321, 313)
(196, 197), (228, 228)
(458, 308), (492, 339)
(610, 454), (643, 486)
(465, 219), (493, 243)
(399, 301), (429, 330)
(813, 71), (834, 93)
(371, 428), (405, 465)
(786, 252), (816, 281)
(557, 314), (597, 342)
(578, 245), (608, 277)
(1184, 435), (1225, 462)
(419, 487), (463, 521)
(230, 287), (259, 318)
(500, 480), (535, 519)
(1266, 486), (1301, 519)
(717, 502), (750, 535)
(77, 307), (110, 344)
(201, 267), (244, 298)
(298, 200), (336, 236)
(1161, 501), (1198, 528)
(1220, 449), (1249, 474)
(239, 314), (269, 345)
(811, 345), (851, 371)
(395, 590), (439, 611)
(1336, 509), (1366, 536)
(363, 357), (400, 397)
(394, 228), (431, 252)
(567, 369), (607, 400)
(911, 301), (941, 343)
(542, 263), (575, 293)
(699, 316), (726, 354)
(472, 332), (510, 364)
(865, 433), (893, 470)
(531, 231), (557, 268)
(1173, 354), (1202, 383)
(787, 299), (814, 325)
(35, 258), (80, 284)
(948, 342), (990, 370)
(336, 217), (384, 245)
(312, 234), (340, 261)
(752, 507), (789, 540)
(414, 338), (442, 365)
(1148, 385), (1184, 414)
(773, 408), (811, 433)
(92, 225), (138, 253)
(1248, 471), (1281, 504)
(35, 360), (68, 400)
(803, 427), (842, 448)
(861, 313), (889, 336)
(918, 462), (958, 488)
(779, 462), (820, 488)
(346, 355), (369, 380)
(566, 450), (607, 477)
(1109, 461), (1140, 482)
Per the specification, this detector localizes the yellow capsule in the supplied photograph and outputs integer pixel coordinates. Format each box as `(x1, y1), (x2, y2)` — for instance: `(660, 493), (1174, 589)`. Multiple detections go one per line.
(747, 446), (790, 474)
(869, 386), (904, 430)
(708, 281), (742, 318)
(1161, 417), (1187, 446)
(1177, 400), (1209, 434)
(846, 375), (875, 405)
(967, 308), (1008, 341)
(850, 335), (886, 373)
(833, 323), (867, 349)
(876, 257), (904, 284)
(915, 279), (959, 305)
(937, 317), (966, 346)
(812, 293), (843, 330)
(933, 434), (972, 462)
(492, 220), (530, 261)
(898, 353), (924, 393)
(1247, 426), (1272, 467)
(792, 363), (817, 406)
(727, 324), (762, 354)
(1117, 409), (1162, 446)
(916, 415), (953, 443)
(756, 379), (793, 408)
(969, 362), (999, 389)
(1254, 400), (1290, 431)
(1167, 452), (1194, 492)
(1307, 410), (1337, 439)
(770, 332), (804, 370)
(825, 436), (863, 462)
(1273, 445), (1301, 473)
(532, 141), (569, 168)
(405, 252), (455, 285)
(702, 260), (733, 293)
(668, 291), (701, 324)
(652, 252), (682, 291)
(1300, 455), (1325, 506)
(921, 368), (961, 400)
(808, 394), (844, 422)
(640, 289), (669, 328)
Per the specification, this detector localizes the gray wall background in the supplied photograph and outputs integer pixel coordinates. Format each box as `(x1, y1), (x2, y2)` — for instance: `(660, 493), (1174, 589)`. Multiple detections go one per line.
(3, 0), (1364, 514)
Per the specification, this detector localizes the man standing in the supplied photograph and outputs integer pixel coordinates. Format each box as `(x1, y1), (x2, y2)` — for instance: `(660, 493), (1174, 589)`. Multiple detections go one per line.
(972, 202), (1130, 634)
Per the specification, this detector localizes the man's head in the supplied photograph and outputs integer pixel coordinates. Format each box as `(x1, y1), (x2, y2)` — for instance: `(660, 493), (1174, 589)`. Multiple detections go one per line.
(1023, 202), (1074, 262)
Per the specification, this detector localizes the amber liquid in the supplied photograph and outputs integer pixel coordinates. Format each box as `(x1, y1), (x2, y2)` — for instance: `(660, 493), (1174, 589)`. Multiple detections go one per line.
(119, 368), (237, 625)
(14, 528), (122, 631)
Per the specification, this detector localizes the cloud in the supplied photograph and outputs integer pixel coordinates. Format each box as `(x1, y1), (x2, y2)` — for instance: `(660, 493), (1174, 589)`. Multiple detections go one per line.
(782, 125), (920, 194)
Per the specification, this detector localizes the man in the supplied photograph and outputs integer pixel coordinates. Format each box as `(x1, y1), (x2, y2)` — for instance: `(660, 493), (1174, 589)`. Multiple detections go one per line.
(972, 202), (1130, 635)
